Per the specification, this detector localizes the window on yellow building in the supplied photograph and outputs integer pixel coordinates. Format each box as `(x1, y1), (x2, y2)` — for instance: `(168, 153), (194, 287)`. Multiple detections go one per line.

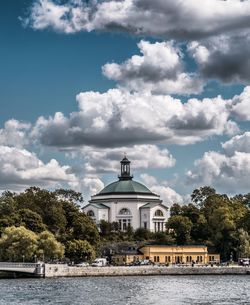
(154, 256), (160, 263)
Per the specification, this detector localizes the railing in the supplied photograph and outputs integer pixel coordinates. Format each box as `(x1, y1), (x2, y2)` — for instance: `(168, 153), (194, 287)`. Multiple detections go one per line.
(0, 262), (38, 268)
(0, 262), (45, 277)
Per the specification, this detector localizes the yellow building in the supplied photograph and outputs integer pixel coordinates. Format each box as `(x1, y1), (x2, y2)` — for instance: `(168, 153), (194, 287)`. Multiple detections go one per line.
(113, 253), (143, 265)
(113, 245), (220, 265)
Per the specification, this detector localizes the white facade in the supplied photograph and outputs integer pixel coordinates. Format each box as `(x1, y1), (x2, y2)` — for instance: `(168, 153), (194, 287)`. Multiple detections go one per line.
(83, 157), (168, 232)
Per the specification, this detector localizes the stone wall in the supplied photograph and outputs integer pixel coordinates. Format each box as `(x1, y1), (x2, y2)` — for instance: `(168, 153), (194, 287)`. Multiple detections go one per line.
(44, 264), (250, 278)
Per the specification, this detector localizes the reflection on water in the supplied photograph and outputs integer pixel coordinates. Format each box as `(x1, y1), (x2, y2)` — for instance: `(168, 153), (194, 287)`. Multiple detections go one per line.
(0, 275), (250, 305)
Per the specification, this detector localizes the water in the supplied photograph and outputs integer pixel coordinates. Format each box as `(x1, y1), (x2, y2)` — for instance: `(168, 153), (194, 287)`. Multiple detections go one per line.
(0, 276), (249, 305)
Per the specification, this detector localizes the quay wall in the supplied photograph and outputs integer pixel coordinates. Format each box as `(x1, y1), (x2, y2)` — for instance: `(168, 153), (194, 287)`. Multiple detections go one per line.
(44, 265), (250, 278)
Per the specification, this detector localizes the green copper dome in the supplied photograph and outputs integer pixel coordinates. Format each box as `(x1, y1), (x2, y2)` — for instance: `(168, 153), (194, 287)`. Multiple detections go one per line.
(97, 180), (153, 195)
(96, 156), (156, 196)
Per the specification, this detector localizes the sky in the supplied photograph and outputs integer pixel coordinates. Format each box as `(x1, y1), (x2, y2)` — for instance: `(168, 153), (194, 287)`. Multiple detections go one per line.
(1, 0), (250, 205)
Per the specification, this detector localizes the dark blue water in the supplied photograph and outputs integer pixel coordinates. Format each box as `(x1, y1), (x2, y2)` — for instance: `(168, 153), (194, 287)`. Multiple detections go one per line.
(0, 275), (249, 305)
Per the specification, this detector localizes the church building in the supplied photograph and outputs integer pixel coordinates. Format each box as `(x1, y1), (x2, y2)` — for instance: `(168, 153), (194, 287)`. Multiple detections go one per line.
(83, 156), (168, 232)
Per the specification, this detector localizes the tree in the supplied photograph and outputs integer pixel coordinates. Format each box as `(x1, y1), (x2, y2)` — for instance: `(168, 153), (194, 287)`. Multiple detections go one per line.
(152, 232), (175, 245)
(17, 209), (46, 233)
(237, 229), (250, 258)
(166, 215), (193, 245)
(37, 231), (65, 261)
(99, 220), (112, 236)
(134, 228), (151, 241)
(65, 240), (95, 263)
(191, 186), (216, 206)
(0, 226), (38, 262)
(71, 213), (100, 246)
(170, 203), (183, 216)
(55, 189), (83, 204)
(203, 194), (237, 259)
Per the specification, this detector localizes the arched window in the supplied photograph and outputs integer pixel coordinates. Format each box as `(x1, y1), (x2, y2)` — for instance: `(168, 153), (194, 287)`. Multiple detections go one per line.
(117, 208), (132, 231)
(87, 210), (95, 217)
(155, 209), (164, 217)
(119, 208), (131, 215)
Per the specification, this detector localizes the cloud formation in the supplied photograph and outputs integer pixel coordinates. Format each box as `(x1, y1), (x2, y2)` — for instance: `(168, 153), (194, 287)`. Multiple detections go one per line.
(103, 40), (203, 95)
(186, 132), (250, 193)
(0, 145), (78, 191)
(0, 119), (31, 148)
(77, 145), (176, 175)
(26, 0), (250, 40)
(188, 34), (250, 84)
(140, 173), (183, 206)
(222, 132), (250, 155)
(31, 88), (239, 149)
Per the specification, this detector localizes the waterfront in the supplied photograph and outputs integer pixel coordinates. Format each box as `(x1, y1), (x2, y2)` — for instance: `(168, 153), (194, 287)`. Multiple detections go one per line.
(0, 275), (250, 305)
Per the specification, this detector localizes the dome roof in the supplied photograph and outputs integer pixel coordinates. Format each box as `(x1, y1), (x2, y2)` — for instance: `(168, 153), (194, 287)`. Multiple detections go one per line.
(97, 179), (154, 196)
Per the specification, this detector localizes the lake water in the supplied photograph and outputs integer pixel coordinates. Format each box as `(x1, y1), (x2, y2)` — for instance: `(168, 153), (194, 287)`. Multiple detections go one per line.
(0, 275), (249, 305)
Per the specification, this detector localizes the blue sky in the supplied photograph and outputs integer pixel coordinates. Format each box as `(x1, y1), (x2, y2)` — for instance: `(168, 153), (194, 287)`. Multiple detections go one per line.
(1, 0), (250, 204)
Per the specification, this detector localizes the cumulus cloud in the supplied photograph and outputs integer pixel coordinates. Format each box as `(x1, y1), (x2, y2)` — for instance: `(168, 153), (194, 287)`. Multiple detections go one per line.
(26, 0), (250, 40)
(76, 145), (176, 174)
(0, 145), (79, 191)
(222, 132), (250, 155)
(78, 176), (104, 196)
(231, 86), (250, 120)
(24, 1), (250, 86)
(31, 88), (239, 149)
(0, 119), (31, 148)
(186, 150), (250, 193)
(187, 131), (250, 193)
(188, 34), (250, 84)
(140, 173), (183, 206)
(103, 40), (203, 95)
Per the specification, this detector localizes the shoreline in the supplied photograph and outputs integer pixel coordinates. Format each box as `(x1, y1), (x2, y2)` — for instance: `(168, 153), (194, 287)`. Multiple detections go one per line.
(44, 265), (250, 278)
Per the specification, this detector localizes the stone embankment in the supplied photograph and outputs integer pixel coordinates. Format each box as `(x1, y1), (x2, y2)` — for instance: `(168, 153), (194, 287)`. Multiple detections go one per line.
(45, 264), (250, 278)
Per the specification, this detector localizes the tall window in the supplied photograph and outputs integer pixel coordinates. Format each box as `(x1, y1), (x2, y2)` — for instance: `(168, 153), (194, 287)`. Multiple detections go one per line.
(118, 208), (132, 231)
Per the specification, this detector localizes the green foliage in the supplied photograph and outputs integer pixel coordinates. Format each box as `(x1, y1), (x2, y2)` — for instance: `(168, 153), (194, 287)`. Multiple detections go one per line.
(65, 239), (95, 263)
(0, 226), (65, 262)
(134, 228), (152, 241)
(99, 220), (112, 236)
(17, 209), (46, 233)
(0, 226), (38, 261)
(237, 229), (250, 258)
(166, 215), (192, 244)
(37, 231), (65, 260)
(191, 186), (216, 206)
(151, 232), (175, 245)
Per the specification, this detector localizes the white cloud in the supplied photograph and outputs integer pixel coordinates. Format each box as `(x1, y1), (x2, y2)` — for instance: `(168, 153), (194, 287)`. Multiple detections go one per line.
(140, 173), (183, 206)
(0, 145), (79, 191)
(103, 40), (203, 95)
(187, 150), (250, 193)
(26, 0), (250, 40)
(188, 34), (250, 83)
(222, 132), (250, 155)
(25, 1), (250, 86)
(31, 88), (239, 149)
(79, 176), (104, 196)
(0, 119), (31, 148)
(231, 86), (250, 120)
(74, 145), (176, 175)
(187, 131), (250, 193)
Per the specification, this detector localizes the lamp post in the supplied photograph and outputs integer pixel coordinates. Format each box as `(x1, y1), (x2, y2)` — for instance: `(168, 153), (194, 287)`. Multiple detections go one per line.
(22, 255), (25, 263)
(34, 255), (37, 263)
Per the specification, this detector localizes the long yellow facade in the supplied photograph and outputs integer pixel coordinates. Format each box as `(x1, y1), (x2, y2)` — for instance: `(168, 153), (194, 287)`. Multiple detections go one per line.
(113, 245), (220, 265)
(140, 245), (220, 264)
